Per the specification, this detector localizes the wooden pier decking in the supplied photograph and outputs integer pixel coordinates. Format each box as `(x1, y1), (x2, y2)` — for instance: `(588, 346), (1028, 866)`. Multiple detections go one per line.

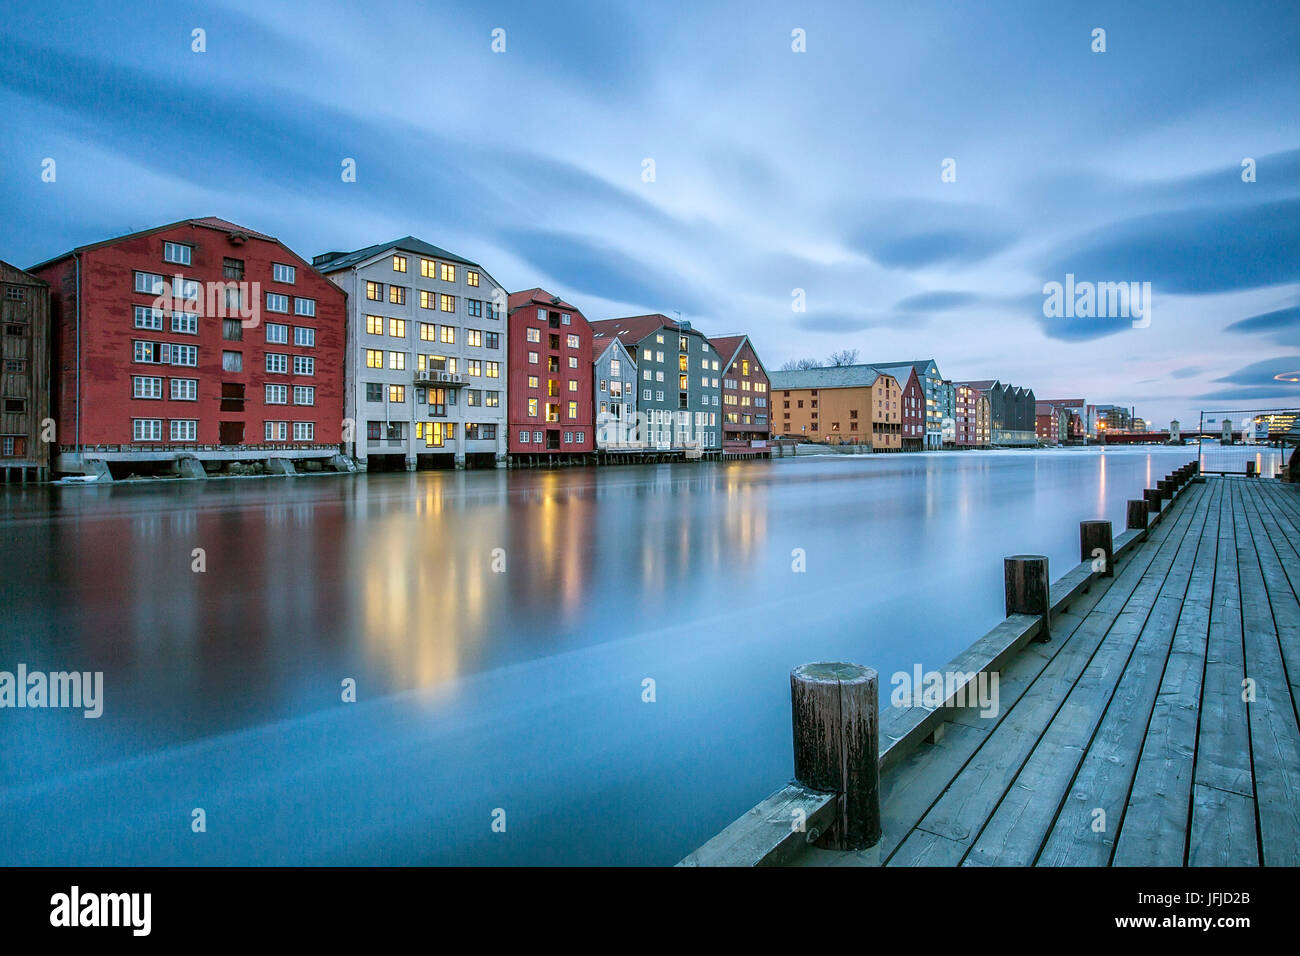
(789, 477), (1300, 867)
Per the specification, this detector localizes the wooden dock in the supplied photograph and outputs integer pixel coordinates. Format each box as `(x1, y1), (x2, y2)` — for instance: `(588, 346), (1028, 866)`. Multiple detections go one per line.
(685, 474), (1300, 867)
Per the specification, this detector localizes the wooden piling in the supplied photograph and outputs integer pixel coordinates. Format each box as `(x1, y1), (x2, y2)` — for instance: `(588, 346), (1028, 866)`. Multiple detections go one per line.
(1127, 499), (1149, 533)
(1246, 460), (1256, 477)
(1144, 488), (1162, 514)
(790, 662), (880, 850)
(1004, 555), (1051, 641)
(1080, 520), (1114, 578)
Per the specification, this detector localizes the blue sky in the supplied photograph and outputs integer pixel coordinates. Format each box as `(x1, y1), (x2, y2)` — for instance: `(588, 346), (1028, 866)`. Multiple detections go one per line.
(1, 0), (1298, 426)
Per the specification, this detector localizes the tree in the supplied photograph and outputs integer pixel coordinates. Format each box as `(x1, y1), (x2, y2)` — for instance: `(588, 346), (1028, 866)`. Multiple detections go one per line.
(780, 358), (824, 371)
(827, 349), (860, 367)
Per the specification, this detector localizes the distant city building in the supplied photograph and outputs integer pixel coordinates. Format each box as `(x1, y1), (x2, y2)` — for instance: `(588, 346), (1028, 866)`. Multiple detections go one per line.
(31, 217), (347, 478)
(592, 332), (639, 451)
(0, 260), (51, 481)
(1035, 401), (1069, 444)
(589, 315), (721, 452)
(954, 382), (981, 447)
(506, 288), (595, 458)
(316, 237), (507, 470)
(871, 363), (926, 451)
(871, 359), (944, 448)
(1094, 404), (1132, 434)
(770, 364), (902, 450)
(709, 334), (772, 457)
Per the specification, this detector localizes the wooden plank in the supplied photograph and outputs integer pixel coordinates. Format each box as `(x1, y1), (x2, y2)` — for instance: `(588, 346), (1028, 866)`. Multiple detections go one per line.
(1241, 482), (1300, 702)
(966, 483), (1210, 866)
(885, 828), (969, 867)
(1189, 783), (1258, 866)
(890, 488), (1205, 862)
(1192, 481), (1254, 799)
(1039, 479), (1218, 865)
(1234, 481), (1300, 866)
(677, 784), (836, 867)
(1112, 481), (1222, 866)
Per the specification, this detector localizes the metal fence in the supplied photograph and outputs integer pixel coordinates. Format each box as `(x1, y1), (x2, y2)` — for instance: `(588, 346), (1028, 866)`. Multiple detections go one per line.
(1198, 408), (1300, 477)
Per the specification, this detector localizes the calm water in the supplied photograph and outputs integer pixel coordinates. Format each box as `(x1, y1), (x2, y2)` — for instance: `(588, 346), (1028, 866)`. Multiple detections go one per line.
(0, 446), (1203, 865)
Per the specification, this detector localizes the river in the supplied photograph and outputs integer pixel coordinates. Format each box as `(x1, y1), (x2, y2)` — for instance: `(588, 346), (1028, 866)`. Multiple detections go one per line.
(0, 446), (1213, 864)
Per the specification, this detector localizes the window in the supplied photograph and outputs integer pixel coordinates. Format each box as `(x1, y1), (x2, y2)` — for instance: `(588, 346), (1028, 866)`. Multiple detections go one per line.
(389, 285), (406, 305)
(133, 419), (162, 441)
(389, 318), (406, 338)
(163, 242), (192, 265)
(266, 292), (289, 313)
(367, 315), (384, 335)
(172, 345), (197, 367)
(440, 263), (455, 282)
(467, 360), (481, 376)
(440, 326), (455, 344)
(464, 423), (495, 440)
(568, 401), (578, 419)
(265, 421), (287, 441)
(223, 351), (243, 372)
(485, 362), (499, 378)
(485, 391), (500, 407)
(519, 430), (530, 443)
(366, 282), (382, 300)
(568, 356), (578, 369)
(366, 383), (383, 402)
(170, 419), (197, 441)
(133, 376), (163, 399)
(527, 328), (541, 343)
(528, 351), (538, 364)
(466, 299), (483, 318)
(134, 306), (163, 330)
(294, 298), (316, 317)
(294, 327), (315, 347)
(420, 258), (437, 278)
(293, 386), (315, 406)
(567, 334), (579, 348)
(419, 322), (435, 341)
(440, 294), (455, 312)
(486, 301), (502, 321)
(533, 431), (543, 443)
(485, 332), (500, 349)
(171, 378), (197, 401)
(392, 254), (407, 273)
(418, 290), (435, 310)
(466, 270), (480, 287)
(568, 379), (578, 392)
(266, 323), (289, 344)
(266, 353), (288, 374)
(134, 271), (165, 294)
(293, 422), (315, 441)
(389, 351), (406, 370)
(4, 286), (24, 301)
(643, 388), (652, 400)
(294, 356), (314, 376)
(272, 263), (295, 284)
(223, 318), (243, 341)
(266, 385), (288, 404)
(466, 329), (482, 347)
(528, 398), (538, 417)
(388, 385), (405, 403)
(466, 389), (481, 406)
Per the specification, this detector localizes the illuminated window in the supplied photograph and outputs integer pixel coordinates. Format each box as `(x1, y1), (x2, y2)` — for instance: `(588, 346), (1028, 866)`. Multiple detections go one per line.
(392, 255), (407, 273)
(365, 349), (383, 368)
(367, 315), (384, 335)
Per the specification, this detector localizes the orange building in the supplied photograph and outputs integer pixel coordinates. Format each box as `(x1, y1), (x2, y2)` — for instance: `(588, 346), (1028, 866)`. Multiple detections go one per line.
(769, 365), (902, 450)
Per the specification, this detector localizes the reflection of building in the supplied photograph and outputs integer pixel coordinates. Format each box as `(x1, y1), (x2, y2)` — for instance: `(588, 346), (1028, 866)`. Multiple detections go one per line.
(0, 260), (51, 481)
(770, 365), (902, 450)
(32, 217), (347, 477)
(589, 314), (721, 451)
(316, 236), (508, 470)
(939, 379), (956, 447)
(592, 332), (639, 450)
(709, 334), (771, 456)
(506, 288), (594, 458)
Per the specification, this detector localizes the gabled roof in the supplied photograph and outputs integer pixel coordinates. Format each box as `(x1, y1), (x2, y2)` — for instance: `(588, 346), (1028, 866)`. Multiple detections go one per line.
(957, 379), (999, 391)
(589, 314), (679, 344)
(508, 287), (580, 314)
(313, 235), (481, 273)
(707, 334), (769, 378)
(769, 364), (897, 390)
(872, 363), (921, 389)
(592, 332), (637, 365)
(871, 358), (940, 377)
(0, 260), (48, 285)
(28, 216), (281, 272)
(1039, 398), (1086, 408)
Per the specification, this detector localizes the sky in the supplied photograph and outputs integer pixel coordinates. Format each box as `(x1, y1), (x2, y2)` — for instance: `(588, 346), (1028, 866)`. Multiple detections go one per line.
(1, 0), (1298, 428)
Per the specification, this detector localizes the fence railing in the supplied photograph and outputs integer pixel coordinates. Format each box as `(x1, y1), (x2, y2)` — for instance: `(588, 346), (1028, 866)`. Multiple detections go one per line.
(1197, 408), (1298, 476)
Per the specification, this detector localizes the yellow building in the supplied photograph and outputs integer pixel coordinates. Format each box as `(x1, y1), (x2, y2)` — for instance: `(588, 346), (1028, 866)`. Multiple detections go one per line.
(770, 365), (902, 451)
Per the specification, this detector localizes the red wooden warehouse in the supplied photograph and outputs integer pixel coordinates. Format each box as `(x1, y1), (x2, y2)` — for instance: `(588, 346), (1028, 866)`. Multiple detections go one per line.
(29, 217), (346, 477)
(506, 288), (594, 458)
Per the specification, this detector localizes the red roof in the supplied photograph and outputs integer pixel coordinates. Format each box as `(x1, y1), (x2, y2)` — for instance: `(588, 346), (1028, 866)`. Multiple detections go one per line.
(508, 287), (580, 314)
(589, 313), (678, 344)
(29, 216), (283, 271)
(708, 335), (746, 365)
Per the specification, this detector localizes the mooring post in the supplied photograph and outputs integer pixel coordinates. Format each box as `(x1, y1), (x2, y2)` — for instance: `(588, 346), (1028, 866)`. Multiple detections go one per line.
(1158, 478), (1172, 501)
(1005, 554), (1051, 641)
(790, 662), (880, 851)
(1145, 488), (1162, 516)
(1080, 520), (1114, 578)
(1246, 460), (1256, 478)
(1127, 499), (1149, 535)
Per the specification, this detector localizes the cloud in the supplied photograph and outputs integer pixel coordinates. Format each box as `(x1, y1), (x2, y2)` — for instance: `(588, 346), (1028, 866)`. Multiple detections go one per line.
(893, 290), (979, 312)
(1223, 304), (1300, 346)
(1170, 366), (1202, 379)
(1212, 356), (1300, 386)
